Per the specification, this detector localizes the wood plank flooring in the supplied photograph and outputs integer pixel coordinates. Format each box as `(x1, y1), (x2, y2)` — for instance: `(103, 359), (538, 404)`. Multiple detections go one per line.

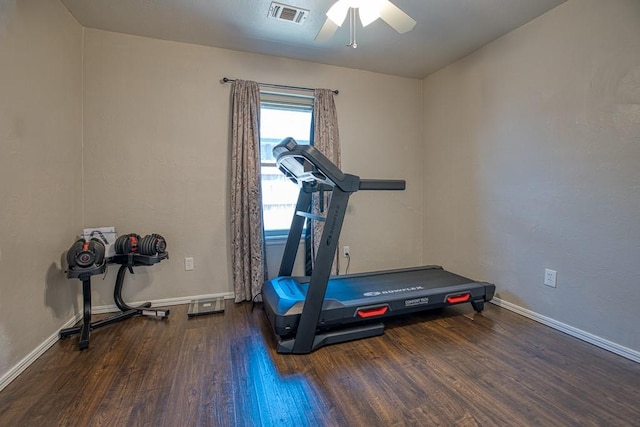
(0, 301), (638, 426)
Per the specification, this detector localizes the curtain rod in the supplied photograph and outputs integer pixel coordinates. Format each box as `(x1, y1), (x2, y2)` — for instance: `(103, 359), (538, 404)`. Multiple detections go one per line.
(221, 77), (338, 95)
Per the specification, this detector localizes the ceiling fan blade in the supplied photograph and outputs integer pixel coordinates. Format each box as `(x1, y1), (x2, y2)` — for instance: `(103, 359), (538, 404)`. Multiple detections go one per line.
(379, 0), (416, 33)
(315, 18), (340, 42)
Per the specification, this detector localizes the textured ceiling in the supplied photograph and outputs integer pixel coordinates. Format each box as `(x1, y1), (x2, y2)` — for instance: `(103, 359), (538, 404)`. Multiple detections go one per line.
(60, 0), (567, 79)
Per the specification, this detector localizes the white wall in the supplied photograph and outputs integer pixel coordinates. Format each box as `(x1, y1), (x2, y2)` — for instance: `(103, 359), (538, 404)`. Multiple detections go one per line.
(0, 0), (83, 378)
(82, 29), (424, 306)
(422, 0), (640, 352)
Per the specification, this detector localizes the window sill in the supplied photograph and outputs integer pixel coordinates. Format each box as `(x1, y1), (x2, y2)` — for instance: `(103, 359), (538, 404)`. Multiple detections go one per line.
(265, 234), (288, 245)
(264, 234), (305, 246)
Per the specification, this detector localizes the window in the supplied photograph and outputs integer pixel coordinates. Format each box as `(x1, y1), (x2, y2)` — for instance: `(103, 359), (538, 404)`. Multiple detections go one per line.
(260, 91), (313, 236)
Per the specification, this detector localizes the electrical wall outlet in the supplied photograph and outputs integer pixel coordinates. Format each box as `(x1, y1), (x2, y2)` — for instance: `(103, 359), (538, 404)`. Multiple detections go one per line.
(544, 268), (557, 287)
(185, 257), (194, 271)
(343, 246), (350, 257)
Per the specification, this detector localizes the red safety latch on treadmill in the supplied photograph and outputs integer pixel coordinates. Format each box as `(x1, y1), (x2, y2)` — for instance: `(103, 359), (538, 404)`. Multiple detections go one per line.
(356, 306), (388, 318)
(446, 293), (471, 304)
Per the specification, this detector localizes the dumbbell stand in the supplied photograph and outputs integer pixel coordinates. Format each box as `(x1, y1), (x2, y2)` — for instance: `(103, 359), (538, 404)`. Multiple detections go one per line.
(60, 264), (111, 350)
(60, 252), (169, 350)
(111, 253), (170, 318)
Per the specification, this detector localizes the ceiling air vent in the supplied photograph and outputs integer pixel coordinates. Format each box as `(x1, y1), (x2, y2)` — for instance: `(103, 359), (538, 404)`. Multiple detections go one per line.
(268, 2), (309, 25)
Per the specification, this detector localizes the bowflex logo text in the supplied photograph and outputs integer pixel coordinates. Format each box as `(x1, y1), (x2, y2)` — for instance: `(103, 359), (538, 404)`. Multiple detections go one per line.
(363, 286), (424, 297)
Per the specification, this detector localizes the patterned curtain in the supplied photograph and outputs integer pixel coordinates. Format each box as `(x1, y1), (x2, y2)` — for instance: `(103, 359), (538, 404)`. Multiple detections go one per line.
(310, 89), (341, 274)
(230, 80), (266, 302)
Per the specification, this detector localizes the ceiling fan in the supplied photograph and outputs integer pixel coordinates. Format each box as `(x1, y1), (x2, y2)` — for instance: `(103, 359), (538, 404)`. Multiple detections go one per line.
(315, 0), (416, 47)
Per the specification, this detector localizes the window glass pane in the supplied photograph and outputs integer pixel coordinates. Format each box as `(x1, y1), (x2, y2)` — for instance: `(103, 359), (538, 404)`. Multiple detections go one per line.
(260, 108), (312, 160)
(260, 102), (313, 233)
(261, 165), (300, 231)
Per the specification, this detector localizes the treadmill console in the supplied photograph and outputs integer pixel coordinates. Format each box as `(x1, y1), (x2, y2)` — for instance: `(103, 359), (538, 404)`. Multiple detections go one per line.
(274, 137), (359, 192)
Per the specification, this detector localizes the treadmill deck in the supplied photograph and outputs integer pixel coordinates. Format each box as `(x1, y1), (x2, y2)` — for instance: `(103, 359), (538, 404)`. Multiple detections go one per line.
(262, 265), (495, 337)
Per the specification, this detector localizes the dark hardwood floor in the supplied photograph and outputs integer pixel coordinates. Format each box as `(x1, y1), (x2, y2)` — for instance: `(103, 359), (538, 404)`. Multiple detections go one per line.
(1, 301), (638, 426)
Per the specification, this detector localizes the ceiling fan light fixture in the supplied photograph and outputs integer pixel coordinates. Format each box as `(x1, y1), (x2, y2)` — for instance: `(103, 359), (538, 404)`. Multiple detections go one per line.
(327, 0), (383, 27)
(358, 4), (381, 27)
(315, 0), (415, 44)
(326, 1), (350, 26)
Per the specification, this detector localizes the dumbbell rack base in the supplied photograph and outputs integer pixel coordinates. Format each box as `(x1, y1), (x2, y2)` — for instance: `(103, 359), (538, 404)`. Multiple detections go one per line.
(60, 253), (169, 350)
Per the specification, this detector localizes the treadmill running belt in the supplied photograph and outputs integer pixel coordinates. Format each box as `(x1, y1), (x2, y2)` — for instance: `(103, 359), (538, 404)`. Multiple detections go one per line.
(263, 265), (493, 338)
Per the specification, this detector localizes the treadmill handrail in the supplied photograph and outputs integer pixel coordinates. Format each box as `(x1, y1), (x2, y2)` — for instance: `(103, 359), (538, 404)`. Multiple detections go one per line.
(274, 137), (406, 193)
(359, 179), (406, 191)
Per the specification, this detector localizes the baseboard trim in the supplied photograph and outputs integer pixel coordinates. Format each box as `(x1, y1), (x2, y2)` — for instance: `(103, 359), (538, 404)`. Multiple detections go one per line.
(90, 292), (235, 314)
(0, 312), (81, 392)
(491, 297), (639, 363)
(0, 292), (235, 392)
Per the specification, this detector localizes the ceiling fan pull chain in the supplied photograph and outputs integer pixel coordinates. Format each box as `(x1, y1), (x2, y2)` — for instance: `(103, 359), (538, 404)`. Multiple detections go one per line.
(348, 7), (357, 48)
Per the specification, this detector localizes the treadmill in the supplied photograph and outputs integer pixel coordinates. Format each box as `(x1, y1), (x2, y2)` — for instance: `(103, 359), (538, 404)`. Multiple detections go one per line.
(262, 137), (495, 354)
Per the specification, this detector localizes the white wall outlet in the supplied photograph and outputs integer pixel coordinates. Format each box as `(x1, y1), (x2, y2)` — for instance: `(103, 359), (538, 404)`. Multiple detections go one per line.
(185, 257), (194, 271)
(343, 246), (350, 257)
(544, 268), (557, 287)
